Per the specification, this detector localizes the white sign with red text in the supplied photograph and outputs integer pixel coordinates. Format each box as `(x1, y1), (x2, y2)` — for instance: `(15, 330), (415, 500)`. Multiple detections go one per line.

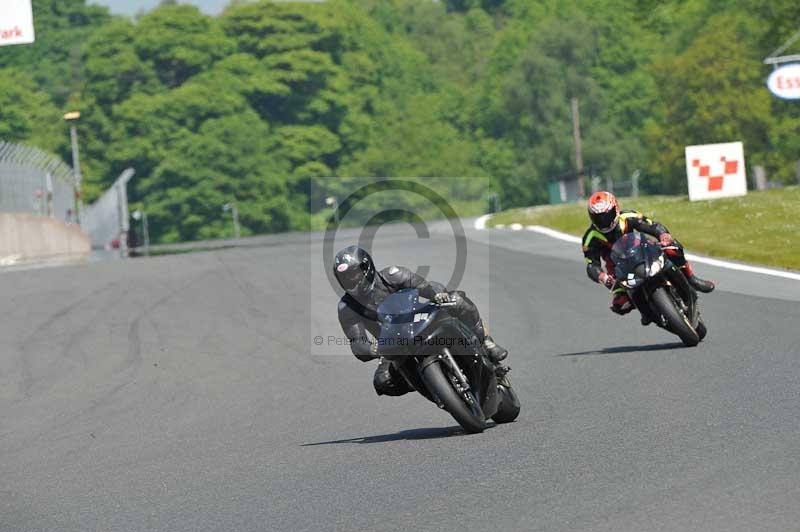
(767, 63), (800, 100)
(685, 142), (747, 202)
(0, 0), (35, 47)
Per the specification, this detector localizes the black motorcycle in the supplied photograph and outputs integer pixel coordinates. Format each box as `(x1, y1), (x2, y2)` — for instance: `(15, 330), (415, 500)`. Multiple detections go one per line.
(376, 288), (520, 433)
(611, 232), (707, 347)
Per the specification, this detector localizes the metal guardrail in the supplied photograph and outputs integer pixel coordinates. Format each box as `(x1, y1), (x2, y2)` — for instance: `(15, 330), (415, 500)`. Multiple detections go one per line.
(0, 141), (78, 222)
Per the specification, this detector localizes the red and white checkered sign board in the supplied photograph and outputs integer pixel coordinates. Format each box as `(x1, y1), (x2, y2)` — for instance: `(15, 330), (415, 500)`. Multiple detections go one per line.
(685, 142), (747, 202)
(0, 0), (35, 47)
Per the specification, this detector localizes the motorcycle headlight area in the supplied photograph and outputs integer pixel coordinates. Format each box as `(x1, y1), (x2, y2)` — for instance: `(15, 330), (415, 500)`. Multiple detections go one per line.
(621, 277), (638, 288)
(648, 256), (665, 276)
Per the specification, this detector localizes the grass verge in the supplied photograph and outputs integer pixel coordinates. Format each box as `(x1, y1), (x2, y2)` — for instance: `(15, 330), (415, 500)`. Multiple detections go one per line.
(488, 187), (800, 271)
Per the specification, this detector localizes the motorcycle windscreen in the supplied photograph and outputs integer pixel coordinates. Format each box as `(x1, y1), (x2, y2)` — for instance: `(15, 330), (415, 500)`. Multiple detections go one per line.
(610, 232), (661, 280)
(377, 289), (429, 355)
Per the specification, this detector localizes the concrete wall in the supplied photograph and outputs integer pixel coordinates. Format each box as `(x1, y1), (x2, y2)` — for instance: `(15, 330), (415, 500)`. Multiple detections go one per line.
(0, 213), (90, 267)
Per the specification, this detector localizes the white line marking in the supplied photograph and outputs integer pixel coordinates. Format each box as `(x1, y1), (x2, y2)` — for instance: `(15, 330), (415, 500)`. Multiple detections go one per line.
(474, 214), (491, 230)
(526, 225), (581, 244)
(510, 223), (523, 231)
(517, 223), (800, 281)
(682, 253), (800, 281)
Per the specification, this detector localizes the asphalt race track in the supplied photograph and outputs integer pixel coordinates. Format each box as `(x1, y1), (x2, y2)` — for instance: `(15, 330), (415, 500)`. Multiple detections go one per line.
(2, 222), (799, 532)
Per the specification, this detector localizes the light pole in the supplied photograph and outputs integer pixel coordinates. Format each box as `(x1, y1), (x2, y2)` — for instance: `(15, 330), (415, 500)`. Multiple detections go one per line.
(132, 209), (150, 256)
(222, 203), (240, 240)
(325, 196), (339, 225)
(63, 111), (83, 224)
(571, 97), (585, 199)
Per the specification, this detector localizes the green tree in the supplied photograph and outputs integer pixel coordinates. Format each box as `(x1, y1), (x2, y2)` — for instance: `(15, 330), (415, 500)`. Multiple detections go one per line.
(0, 70), (64, 152)
(644, 13), (775, 192)
(82, 19), (162, 109)
(0, 0), (110, 104)
(134, 4), (234, 88)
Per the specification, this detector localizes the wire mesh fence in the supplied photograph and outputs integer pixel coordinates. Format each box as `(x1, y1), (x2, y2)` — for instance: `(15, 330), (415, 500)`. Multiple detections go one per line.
(0, 140), (135, 256)
(0, 141), (78, 222)
(81, 168), (134, 251)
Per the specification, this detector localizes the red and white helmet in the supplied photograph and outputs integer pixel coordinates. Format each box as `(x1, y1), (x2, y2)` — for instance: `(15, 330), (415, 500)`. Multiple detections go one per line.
(587, 191), (619, 233)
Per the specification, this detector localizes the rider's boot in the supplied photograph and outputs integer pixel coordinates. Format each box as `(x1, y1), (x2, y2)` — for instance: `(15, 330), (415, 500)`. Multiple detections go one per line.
(373, 357), (412, 397)
(494, 363), (511, 387)
(483, 335), (508, 364)
(474, 319), (508, 364)
(474, 321), (509, 383)
(485, 337), (511, 386)
(682, 262), (715, 293)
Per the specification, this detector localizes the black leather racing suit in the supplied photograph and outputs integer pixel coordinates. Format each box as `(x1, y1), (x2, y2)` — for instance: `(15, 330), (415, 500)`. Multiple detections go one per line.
(337, 265), (485, 396)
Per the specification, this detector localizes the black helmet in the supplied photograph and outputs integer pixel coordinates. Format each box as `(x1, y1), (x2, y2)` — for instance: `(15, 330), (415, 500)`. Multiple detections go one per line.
(333, 246), (376, 294)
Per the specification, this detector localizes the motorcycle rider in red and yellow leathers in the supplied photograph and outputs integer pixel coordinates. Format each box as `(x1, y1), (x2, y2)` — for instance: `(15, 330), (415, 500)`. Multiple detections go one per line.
(582, 191), (715, 318)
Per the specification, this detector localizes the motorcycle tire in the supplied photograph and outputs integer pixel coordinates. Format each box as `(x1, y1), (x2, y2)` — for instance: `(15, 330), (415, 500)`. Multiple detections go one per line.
(421, 361), (485, 434)
(492, 380), (521, 424)
(651, 285), (700, 347)
(696, 318), (707, 341)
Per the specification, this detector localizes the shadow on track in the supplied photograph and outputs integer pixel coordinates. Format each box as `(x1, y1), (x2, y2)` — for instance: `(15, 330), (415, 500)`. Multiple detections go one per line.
(301, 425), (470, 446)
(555, 342), (684, 357)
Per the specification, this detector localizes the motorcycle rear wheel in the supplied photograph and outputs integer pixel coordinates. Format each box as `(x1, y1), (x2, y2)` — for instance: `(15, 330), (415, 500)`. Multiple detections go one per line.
(492, 379), (521, 424)
(651, 286), (700, 347)
(696, 318), (707, 341)
(421, 361), (486, 434)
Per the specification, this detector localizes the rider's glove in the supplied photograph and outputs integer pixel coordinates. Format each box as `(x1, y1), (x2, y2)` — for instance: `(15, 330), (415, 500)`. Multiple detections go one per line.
(433, 291), (453, 305)
(433, 292), (459, 305)
(599, 272), (616, 290)
(659, 233), (675, 247)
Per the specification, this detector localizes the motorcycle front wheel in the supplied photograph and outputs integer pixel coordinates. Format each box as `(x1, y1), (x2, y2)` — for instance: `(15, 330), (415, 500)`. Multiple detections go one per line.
(651, 285), (700, 347)
(421, 361), (485, 434)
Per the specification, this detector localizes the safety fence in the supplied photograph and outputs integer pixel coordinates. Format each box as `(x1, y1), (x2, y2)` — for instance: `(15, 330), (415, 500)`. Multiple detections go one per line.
(0, 141), (78, 221)
(0, 140), (134, 255)
(81, 168), (134, 252)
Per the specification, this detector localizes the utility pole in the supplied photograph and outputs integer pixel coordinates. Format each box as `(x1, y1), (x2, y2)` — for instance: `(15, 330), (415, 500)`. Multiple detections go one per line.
(571, 97), (585, 199)
(63, 111), (83, 223)
(45, 171), (55, 217)
(143, 210), (150, 253)
(796, 160), (800, 185)
(631, 170), (640, 198)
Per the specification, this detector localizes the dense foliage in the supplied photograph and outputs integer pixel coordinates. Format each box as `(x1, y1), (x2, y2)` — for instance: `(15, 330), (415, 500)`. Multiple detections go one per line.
(0, 0), (798, 242)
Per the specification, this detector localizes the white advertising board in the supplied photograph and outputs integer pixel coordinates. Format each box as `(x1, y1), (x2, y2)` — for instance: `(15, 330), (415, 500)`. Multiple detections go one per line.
(0, 0), (35, 47)
(767, 63), (800, 100)
(685, 142), (747, 201)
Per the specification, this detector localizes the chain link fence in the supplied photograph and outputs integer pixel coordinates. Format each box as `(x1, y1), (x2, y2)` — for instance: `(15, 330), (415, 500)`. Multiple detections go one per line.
(0, 141), (78, 221)
(0, 140), (135, 257)
(81, 168), (134, 252)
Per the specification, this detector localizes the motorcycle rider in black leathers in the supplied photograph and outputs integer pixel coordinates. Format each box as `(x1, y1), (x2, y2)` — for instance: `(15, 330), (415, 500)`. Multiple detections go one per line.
(334, 245), (508, 396)
(583, 191), (715, 320)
